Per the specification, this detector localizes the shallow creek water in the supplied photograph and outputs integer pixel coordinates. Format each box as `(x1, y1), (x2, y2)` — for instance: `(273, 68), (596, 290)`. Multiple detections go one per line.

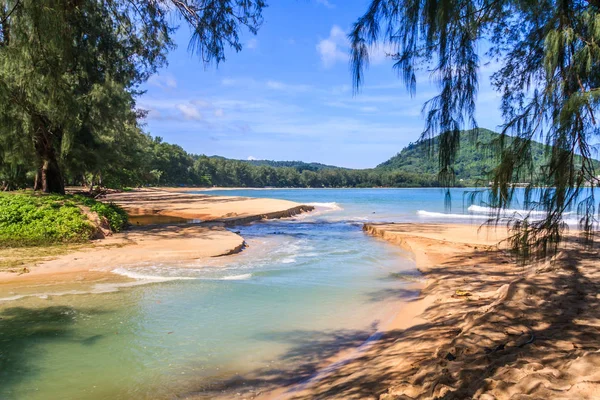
(0, 193), (426, 399)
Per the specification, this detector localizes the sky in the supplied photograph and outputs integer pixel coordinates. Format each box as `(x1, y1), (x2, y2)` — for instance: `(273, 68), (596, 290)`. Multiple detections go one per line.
(138, 0), (504, 169)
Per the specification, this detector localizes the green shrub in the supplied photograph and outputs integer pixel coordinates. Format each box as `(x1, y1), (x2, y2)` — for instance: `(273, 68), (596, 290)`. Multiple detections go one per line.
(0, 192), (129, 247)
(73, 195), (129, 232)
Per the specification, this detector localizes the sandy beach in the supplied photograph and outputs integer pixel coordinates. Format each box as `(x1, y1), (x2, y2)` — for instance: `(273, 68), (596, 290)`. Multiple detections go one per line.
(0, 189), (313, 285)
(261, 223), (600, 399)
(2, 190), (599, 399)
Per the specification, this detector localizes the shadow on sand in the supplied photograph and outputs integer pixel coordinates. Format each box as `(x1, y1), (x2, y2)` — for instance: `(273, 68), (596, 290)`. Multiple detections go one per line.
(181, 240), (600, 399)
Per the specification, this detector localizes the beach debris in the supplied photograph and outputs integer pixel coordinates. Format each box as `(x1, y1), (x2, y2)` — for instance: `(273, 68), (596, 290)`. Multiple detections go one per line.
(17, 267), (30, 275)
(452, 289), (472, 298)
(484, 343), (506, 354)
(517, 332), (536, 347)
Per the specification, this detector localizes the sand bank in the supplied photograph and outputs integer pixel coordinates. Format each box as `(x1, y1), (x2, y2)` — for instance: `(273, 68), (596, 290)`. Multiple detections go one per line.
(0, 189), (313, 285)
(102, 188), (313, 224)
(259, 223), (600, 399)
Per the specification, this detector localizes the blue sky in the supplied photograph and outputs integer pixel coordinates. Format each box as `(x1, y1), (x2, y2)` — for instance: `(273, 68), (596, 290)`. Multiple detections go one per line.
(138, 0), (504, 169)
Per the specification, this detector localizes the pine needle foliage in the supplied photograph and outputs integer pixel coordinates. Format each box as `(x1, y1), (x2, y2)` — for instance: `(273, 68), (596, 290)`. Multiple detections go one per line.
(0, 0), (265, 194)
(351, 0), (600, 258)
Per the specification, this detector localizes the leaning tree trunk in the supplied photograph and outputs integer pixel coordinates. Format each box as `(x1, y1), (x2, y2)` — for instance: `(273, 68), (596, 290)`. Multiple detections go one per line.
(33, 117), (65, 194)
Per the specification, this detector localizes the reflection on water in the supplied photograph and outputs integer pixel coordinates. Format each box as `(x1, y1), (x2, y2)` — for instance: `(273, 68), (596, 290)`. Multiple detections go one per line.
(0, 191), (421, 400)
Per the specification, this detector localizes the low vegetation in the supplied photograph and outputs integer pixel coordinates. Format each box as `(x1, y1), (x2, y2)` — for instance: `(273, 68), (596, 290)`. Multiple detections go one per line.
(0, 192), (128, 247)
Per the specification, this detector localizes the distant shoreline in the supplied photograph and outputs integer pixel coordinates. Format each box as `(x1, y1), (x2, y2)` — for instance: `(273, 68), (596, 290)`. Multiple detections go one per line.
(160, 186), (478, 191)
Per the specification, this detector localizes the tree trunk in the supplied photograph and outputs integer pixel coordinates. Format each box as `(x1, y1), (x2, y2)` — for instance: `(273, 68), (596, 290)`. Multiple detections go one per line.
(33, 167), (42, 191)
(41, 158), (64, 194)
(33, 116), (65, 194)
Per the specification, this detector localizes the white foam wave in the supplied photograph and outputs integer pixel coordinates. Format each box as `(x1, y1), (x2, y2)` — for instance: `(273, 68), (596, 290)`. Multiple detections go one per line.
(0, 268), (252, 303)
(467, 205), (572, 217)
(417, 210), (490, 219)
(418, 208), (586, 225)
(0, 284), (147, 302)
(218, 273), (252, 280)
(281, 257), (296, 264)
(0, 290), (87, 302)
(111, 268), (197, 282)
(113, 267), (254, 282)
(306, 202), (343, 211)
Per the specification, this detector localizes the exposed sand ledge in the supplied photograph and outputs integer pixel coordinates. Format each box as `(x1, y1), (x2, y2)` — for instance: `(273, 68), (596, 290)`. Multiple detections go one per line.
(102, 188), (314, 223)
(276, 223), (600, 399)
(0, 189), (314, 285)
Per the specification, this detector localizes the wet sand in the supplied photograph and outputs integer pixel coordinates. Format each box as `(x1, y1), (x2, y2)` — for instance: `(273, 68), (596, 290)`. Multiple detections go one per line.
(0, 189), (314, 286)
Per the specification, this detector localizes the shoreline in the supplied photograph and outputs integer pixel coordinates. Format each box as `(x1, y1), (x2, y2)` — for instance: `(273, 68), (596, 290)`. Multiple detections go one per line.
(158, 186), (477, 191)
(3, 189), (598, 398)
(0, 189), (314, 287)
(266, 223), (600, 399)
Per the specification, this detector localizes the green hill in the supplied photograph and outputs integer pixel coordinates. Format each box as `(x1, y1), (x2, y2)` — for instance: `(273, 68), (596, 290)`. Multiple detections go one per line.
(205, 156), (341, 172)
(241, 159), (342, 172)
(376, 128), (596, 185)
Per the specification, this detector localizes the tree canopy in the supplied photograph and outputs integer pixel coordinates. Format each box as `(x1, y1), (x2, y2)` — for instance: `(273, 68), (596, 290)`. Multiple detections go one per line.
(351, 0), (600, 257)
(0, 0), (265, 193)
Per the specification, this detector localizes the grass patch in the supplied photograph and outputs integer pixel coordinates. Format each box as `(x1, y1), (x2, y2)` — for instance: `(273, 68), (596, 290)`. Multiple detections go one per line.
(0, 192), (128, 247)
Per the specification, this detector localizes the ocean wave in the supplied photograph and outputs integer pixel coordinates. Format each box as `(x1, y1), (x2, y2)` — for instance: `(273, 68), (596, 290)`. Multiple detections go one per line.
(417, 210), (491, 219)
(467, 205), (573, 216)
(306, 202), (343, 211)
(418, 208), (586, 226)
(218, 273), (252, 280)
(112, 268), (197, 282)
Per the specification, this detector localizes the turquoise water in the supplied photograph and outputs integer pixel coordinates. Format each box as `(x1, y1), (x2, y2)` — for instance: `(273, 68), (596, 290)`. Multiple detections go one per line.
(0, 188), (578, 399)
(196, 187), (592, 225)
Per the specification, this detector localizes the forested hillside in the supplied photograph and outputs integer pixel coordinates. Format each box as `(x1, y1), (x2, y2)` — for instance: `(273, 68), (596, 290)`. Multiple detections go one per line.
(241, 160), (340, 171)
(377, 128), (599, 185)
(7, 127), (593, 190)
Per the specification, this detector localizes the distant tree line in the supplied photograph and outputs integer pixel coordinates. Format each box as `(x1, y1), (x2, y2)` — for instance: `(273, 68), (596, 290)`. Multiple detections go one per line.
(1, 132), (441, 189)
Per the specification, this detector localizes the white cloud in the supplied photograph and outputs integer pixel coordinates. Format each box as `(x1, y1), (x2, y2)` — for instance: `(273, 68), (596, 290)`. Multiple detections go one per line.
(221, 78), (237, 86)
(316, 0), (335, 8)
(317, 25), (348, 68)
(191, 99), (211, 108)
(246, 38), (258, 49)
(266, 80), (312, 93)
(148, 74), (177, 89)
(176, 104), (202, 121)
(360, 106), (378, 113)
(317, 25), (395, 68)
(214, 108), (224, 117)
(247, 156), (257, 160)
(368, 42), (396, 64)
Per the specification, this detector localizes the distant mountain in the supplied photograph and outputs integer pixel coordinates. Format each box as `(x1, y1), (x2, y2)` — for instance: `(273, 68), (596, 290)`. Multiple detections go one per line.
(376, 128), (598, 184)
